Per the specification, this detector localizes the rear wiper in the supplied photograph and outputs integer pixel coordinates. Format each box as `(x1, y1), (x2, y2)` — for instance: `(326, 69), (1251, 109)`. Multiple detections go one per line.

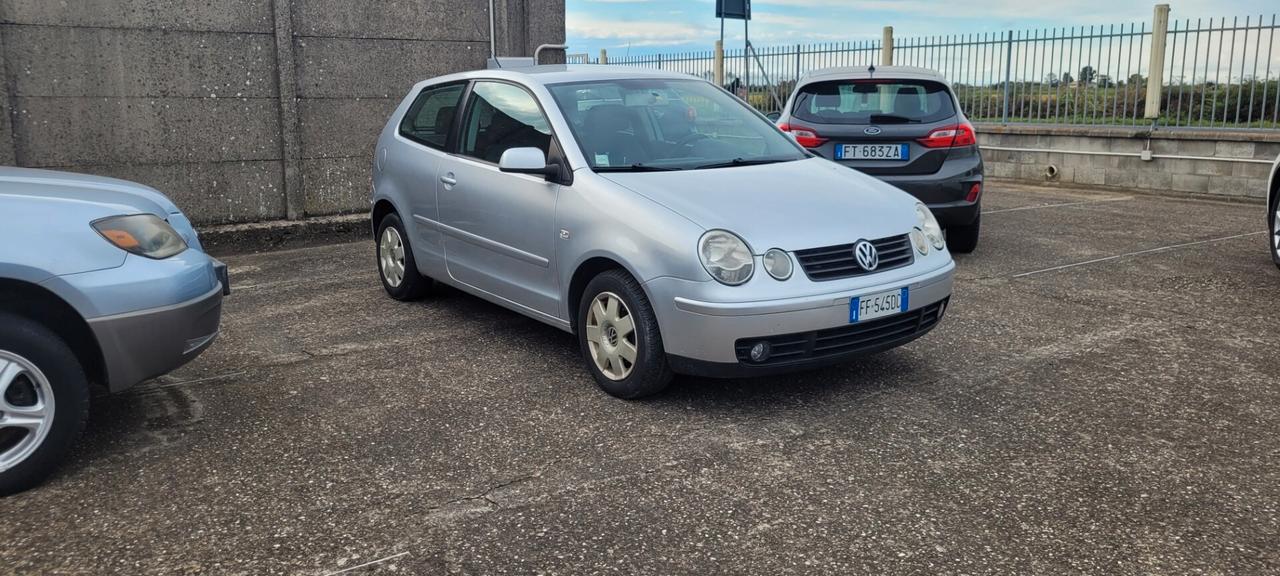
(594, 163), (680, 172)
(693, 157), (794, 170)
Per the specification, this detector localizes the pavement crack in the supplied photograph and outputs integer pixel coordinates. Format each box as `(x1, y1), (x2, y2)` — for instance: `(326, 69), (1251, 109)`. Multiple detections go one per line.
(426, 460), (560, 519)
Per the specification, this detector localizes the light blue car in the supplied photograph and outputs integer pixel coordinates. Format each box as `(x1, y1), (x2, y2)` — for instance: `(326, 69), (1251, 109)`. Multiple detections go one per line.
(0, 167), (228, 495)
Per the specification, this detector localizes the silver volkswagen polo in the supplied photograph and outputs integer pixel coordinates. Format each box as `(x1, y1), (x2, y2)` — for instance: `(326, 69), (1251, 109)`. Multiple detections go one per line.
(371, 66), (955, 398)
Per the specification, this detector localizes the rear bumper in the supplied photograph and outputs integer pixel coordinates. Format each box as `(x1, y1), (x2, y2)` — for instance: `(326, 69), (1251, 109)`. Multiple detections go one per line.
(88, 263), (227, 393)
(868, 152), (983, 228)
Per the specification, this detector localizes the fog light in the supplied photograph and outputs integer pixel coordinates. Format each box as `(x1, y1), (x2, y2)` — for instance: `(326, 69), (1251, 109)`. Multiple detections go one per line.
(939, 299), (948, 318)
(749, 341), (772, 362)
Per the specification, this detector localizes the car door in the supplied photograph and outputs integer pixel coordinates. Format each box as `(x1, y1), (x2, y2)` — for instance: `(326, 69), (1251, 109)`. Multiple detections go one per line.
(387, 81), (467, 272)
(437, 80), (562, 318)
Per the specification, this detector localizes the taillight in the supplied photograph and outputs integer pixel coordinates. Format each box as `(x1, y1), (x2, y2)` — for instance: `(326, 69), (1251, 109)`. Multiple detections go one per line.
(917, 122), (977, 149)
(779, 123), (827, 148)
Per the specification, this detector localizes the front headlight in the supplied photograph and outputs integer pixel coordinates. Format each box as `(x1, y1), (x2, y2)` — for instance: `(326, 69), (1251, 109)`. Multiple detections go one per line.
(699, 229), (754, 285)
(915, 203), (946, 251)
(92, 214), (188, 259)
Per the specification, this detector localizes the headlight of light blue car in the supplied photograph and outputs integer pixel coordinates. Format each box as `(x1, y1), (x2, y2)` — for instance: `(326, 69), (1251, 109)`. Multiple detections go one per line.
(91, 214), (188, 259)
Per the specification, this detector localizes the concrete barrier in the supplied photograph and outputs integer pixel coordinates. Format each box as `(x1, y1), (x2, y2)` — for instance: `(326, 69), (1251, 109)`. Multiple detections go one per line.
(0, 0), (565, 225)
(977, 124), (1279, 200)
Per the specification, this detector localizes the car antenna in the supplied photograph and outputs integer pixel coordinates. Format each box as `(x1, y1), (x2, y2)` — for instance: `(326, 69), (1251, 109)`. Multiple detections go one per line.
(868, 64), (875, 78)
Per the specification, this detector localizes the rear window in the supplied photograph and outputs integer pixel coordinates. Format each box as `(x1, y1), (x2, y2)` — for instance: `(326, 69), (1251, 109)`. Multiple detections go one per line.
(791, 80), (956, 125)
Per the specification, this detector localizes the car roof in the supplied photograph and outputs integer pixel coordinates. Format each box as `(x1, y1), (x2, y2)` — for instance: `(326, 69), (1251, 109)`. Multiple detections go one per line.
(799, 65), (949, 84)
(412, 65), (701, 90)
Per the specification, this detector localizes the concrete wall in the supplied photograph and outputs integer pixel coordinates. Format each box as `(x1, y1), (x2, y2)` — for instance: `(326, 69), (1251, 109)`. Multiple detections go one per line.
(0, 0), (565, 225)
(978, 125), (1280, 200)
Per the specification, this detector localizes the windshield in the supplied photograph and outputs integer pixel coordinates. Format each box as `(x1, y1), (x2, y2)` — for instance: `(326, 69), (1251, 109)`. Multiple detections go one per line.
(547, 78), (806, 171)
(792, 80), (956, 125)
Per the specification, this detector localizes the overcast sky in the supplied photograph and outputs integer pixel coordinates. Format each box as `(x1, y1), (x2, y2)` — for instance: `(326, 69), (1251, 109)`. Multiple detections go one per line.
(566, 0), (1280, 57)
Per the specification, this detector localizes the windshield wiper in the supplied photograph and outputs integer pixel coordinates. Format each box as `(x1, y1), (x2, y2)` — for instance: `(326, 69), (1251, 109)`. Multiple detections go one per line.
(693, 156), (796, 170)
(594, 163), (680, 172)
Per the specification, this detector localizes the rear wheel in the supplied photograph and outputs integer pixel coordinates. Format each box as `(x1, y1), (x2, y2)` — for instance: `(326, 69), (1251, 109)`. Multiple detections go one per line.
(947, 211), (981, 254)
(0, 312), (89, 496)
(376, 212), (431, 301)
(577, 270), (673, 399)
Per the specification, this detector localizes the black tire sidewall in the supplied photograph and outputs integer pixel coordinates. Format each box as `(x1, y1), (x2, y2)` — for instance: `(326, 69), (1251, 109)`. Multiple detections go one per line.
(576, 270), (672, 399)
(375, 212), (429, 300)
(948, 210), (981, 254)
(0, 312), (89, 496)
(1270, 191), (1279, 267)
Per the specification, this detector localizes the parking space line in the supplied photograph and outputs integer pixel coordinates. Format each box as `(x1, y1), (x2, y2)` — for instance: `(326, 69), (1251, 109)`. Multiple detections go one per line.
(322, 551), (410, 576)
(1010, 231), (1267, 278)
(983, 196), (1133, 215)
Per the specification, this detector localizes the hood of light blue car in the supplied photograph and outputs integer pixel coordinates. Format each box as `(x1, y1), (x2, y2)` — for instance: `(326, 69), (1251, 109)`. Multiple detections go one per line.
(598, 157), (921, 252)
(0, 167), (180, 218)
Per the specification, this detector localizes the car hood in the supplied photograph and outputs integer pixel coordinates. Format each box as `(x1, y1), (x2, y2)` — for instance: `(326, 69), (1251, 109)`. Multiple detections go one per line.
(598, 157), (921, 252)
(0, 167), (180, 218)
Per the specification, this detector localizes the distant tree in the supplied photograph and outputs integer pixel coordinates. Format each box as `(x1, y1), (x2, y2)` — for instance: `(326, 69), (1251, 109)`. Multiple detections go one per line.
(1044, 73), (1060, 87)
(1097, 74), (1114, 88)
(1079, 66), (1096, 85)
(1128, 73), (1144, 86)
(1062, 71), (1074, 85)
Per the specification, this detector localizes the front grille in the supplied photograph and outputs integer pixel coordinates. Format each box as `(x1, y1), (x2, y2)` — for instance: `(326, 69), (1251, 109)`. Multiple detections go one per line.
(794, 234), (914, 281)
(735, 299), (947, 366)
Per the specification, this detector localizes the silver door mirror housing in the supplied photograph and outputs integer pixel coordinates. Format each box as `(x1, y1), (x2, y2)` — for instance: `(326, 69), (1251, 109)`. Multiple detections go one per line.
(499, 147), (556, 176)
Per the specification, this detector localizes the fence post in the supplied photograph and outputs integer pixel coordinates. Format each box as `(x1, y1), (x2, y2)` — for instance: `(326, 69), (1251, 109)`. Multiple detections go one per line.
(657, 54), (663, 70)
(714, 40), (724, 86)
(599, 49), (608, 65)
(1145, 4), (1170, 120)
(795, 44), (802, 84)
(1002, 30), (1013, 123)
(882, 26), (894, 66)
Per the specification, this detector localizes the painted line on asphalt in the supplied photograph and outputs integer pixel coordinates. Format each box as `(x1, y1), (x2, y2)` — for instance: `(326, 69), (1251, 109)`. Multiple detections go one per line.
(322, 552), (410, 576)
(1010, 231), (1267, 278)
(983, 196), (1133, 214)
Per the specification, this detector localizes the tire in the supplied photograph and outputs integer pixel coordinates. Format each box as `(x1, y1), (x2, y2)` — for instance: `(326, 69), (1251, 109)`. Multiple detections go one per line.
(375, 212), (431, 301)
(947, 211), (981, 254)
(577, 270), (673, 399)
(0, 312), (89, 496)
(1270, 189), (1280, 270)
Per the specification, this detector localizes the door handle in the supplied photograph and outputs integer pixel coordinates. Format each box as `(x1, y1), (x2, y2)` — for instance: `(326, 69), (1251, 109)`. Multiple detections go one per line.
(440, 174), (457, 186)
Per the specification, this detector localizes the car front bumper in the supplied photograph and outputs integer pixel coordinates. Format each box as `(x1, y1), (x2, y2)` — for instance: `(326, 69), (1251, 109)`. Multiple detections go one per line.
(88, 259), (228, 392)
(645, 261), (954, 377)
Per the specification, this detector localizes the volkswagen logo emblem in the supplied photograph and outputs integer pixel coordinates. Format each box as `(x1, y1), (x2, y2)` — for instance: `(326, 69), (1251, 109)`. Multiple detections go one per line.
(853, 240), (879, 271)
(864, 126), (882, 135)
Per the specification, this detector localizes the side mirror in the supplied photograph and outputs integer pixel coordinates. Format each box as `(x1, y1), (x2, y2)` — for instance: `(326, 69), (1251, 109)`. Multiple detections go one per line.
(499, 147), (558, 177)
(765, 111), (781, 122)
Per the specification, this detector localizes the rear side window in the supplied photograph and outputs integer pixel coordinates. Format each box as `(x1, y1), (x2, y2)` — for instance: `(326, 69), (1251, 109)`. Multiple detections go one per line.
(792, 80), (956, 125)
(399, 83), (466, 149)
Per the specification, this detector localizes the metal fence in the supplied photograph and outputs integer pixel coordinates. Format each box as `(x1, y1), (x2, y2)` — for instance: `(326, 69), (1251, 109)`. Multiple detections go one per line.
(594, 12), (1280, 129)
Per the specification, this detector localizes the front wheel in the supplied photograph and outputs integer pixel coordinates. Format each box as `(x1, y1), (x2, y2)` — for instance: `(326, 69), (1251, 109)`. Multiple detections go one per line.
(0, 312), (89, 496)
(577, 270), (673, 399)
(947, 211), (981, 254)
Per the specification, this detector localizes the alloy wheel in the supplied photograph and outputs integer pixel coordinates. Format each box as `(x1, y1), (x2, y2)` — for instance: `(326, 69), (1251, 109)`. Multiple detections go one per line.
(0, 350), (55, 473)
(584, 291), (638, 381)
(379, 226), (406, 288)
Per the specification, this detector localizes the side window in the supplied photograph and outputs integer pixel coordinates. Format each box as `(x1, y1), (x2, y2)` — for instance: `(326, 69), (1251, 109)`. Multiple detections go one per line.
(460, 81), (553, 164)
(399, 83), (466, 150)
